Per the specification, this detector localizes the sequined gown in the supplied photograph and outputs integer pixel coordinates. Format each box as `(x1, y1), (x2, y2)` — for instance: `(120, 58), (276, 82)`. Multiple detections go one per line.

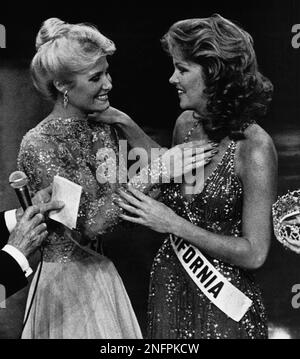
(18, 117), (142, 339)
(147, 141), (268, 339)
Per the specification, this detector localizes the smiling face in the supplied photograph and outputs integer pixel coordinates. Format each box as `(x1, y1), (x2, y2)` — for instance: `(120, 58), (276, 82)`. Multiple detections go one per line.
(169, 51), (207, 114)
(67, 56), (112, 114)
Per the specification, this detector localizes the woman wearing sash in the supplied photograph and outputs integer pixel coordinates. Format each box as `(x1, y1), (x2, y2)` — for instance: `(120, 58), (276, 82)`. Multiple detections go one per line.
(117, 15), (278, 339)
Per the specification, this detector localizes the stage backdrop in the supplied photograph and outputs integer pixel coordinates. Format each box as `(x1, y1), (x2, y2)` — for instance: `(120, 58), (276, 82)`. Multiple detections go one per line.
(0, 0), (300, 338)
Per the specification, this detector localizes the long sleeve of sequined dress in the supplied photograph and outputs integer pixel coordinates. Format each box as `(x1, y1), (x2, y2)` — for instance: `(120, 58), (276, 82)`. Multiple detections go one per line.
(18, 117), (142, 339)
(18, 118), (163, 238)
(18, 120), (123, 239)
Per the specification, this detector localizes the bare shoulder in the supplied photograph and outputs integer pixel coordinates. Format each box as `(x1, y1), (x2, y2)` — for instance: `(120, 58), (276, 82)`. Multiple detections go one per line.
(235, 123), (278, 177)
(172, 111), (194, 145)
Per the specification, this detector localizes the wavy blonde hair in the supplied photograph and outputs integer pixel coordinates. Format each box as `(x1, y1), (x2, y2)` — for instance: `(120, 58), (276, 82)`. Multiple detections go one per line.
(162, 14), (273, 141)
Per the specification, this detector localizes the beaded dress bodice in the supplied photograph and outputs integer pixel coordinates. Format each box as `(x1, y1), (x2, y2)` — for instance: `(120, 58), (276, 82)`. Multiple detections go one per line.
(147, 140), (268, 339)
(18, 117), (123, 263)
(165, 141), (243, 237)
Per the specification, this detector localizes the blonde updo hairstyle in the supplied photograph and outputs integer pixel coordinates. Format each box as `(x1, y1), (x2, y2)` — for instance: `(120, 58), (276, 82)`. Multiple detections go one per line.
(31, 18), (116, 101)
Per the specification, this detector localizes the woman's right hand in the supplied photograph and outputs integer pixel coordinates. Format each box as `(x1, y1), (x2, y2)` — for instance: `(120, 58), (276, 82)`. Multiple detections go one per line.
(160, 140), (218, 182)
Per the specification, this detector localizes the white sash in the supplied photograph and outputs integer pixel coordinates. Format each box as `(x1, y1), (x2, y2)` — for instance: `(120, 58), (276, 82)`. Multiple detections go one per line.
(170, 235), (253, 322)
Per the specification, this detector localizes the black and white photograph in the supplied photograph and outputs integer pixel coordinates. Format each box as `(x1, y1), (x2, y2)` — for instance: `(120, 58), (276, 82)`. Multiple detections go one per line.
(0, 0), (300, 343)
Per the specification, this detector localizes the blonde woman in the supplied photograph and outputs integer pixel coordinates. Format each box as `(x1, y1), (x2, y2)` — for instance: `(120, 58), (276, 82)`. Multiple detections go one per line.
(18, 18), (213, 339)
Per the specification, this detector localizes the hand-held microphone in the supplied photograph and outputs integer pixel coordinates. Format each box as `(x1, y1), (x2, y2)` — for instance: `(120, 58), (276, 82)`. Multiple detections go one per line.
(9, 171), (42, 331)
(9, 171), (32, 210)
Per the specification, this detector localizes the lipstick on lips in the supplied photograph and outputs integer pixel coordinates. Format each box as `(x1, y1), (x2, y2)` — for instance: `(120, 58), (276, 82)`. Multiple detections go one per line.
(95, 93), (108, 102)
(176, 87), (185, 96)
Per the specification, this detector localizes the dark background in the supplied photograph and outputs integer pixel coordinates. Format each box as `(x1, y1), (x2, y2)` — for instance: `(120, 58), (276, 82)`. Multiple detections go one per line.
(0, 0), (300, 338)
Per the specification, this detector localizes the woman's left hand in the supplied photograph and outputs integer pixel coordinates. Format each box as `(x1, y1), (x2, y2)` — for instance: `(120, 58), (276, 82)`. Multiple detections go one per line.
(117, 186), (178, 234)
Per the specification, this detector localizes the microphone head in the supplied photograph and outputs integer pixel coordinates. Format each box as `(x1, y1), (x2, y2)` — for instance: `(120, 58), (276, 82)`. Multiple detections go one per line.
(9, 171), (29, 189)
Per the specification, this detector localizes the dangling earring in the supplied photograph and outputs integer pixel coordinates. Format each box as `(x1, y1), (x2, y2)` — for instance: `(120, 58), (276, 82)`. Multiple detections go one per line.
(63, 90), (69, 108)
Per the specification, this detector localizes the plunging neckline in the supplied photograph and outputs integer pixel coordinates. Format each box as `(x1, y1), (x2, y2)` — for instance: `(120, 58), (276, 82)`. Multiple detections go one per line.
(181, 140), (235, 205)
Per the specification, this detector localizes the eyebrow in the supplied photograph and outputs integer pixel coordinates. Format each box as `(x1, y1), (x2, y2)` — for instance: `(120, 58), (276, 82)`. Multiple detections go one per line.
(174, 61), (187, 67)
(89, 71), (101, 78)
(89, 65), (109, 78)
